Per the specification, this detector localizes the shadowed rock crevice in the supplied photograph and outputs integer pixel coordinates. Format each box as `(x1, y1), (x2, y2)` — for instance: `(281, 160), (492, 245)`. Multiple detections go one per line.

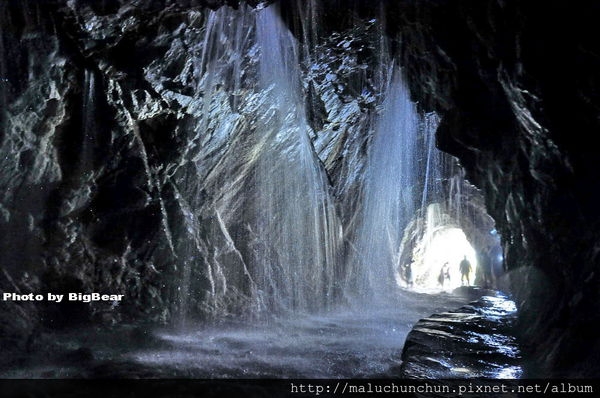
(0, 0), (598, 378)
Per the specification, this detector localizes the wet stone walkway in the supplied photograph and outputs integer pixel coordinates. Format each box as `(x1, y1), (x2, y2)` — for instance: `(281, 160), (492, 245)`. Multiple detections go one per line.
(399, 287), (522, 379)
(1, 287), (523, 388)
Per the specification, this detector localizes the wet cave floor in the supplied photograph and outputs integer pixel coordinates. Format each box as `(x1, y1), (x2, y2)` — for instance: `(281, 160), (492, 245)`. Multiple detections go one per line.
(0, 287), (521, 380)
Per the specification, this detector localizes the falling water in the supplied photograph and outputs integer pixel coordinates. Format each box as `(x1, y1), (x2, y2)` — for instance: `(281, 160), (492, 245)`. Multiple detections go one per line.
(196, 6), (254, 117)
(81, 70), (96, 171)
(294, 0), (321, 63)
(420, 112), (443, 211)
(164, 5), (255, 325)
(177, 5), (342, 320)
(180, 3), (456, 317)
(250, 6), (341, 315)
(449, 164), (467, 223)
(397, 114), (484, 291)
(0, 1), (524, 381)
(347, 67), (419, 300)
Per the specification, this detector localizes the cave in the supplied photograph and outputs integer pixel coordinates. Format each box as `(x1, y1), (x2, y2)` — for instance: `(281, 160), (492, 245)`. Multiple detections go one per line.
(1, 0), (599, 393)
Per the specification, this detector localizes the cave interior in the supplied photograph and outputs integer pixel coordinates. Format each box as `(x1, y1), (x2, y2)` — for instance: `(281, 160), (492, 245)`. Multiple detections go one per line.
(0, 0), (599, 380)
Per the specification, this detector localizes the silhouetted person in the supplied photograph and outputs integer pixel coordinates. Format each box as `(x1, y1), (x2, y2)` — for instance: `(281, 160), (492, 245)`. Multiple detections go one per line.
(459, 256), (472, 286)
(438, 262), (450, 287)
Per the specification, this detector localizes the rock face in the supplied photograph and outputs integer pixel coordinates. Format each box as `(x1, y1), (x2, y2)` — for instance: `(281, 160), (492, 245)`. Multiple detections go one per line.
(0, 0), (598, 378)
(0, 0), (241, 340)
(0, 0), (391, 340)
(400, 288), (521, 379)
(384, 0), (600, 377)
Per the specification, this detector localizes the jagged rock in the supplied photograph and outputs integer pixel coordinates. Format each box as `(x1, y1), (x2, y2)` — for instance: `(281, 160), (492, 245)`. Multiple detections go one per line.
(386, 0), (600, 377)
(1, 0), (599, 378)
(400, 290), (521, 379)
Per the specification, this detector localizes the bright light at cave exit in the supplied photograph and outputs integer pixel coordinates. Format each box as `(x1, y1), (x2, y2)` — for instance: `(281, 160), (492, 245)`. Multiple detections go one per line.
(408, 228), (478, 292)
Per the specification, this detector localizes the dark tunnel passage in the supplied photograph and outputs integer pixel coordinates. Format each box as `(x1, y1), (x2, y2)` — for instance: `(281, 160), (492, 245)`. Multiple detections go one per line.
(1, 0), (599, 389)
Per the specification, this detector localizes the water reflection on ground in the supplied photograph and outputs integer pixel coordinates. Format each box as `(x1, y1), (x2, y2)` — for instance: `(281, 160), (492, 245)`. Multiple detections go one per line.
(1, 288), (521, 379)
(400, 290), (522, 379)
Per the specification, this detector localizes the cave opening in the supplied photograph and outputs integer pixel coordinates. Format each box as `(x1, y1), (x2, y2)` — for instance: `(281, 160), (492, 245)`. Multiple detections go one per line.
(0, 0), (543, 382)
(130, 2), (519, 379)
(396, 200), (505, 294)
(405, 223), (479, 292)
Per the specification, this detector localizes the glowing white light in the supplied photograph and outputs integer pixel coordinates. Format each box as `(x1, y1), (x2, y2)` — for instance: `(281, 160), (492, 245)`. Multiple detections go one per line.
(405, 227), (478, 292)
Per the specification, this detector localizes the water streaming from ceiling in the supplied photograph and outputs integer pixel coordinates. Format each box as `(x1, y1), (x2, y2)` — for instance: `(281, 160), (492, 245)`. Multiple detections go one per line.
(345, 67), (419, 301)
(174, 2), (487, 320)
(0, 0), (520, 380)
(250, 6), (342, 315)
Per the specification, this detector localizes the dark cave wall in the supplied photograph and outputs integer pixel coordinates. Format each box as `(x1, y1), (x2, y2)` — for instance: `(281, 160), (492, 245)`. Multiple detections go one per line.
(301, 0), (600, 374)
(1, 0), (599, 377)
(0, 0), (377, 340)
(388, 0), (600, 376)
(0, 0), (244, 342)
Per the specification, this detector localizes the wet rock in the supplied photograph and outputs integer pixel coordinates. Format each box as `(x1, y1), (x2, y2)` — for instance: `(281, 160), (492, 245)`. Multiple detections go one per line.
(1, 0), (598, 378)
(390, 0), (600, 376)
(400, 290), (521, 379)
(452, 286), (498, 301)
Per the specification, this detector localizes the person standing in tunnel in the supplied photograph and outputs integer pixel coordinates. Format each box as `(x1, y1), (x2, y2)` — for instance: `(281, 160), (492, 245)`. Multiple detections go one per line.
(438, 262), (450, 288)
(459, 255), (472, 286)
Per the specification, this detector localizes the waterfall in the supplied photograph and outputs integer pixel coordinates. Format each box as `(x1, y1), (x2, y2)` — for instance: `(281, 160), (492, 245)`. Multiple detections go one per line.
(250, 6), (341, 315)
(346, 67), (419, 300)
(177, 5), (342, 320)
(420, 112), (443, 211)
(174, 5), (258, 323)
(81, 69), (96, 172)
(179, 3), (454, 318)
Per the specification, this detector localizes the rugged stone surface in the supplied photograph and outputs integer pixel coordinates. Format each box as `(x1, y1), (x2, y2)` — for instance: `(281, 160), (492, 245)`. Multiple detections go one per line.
(400, 288), (521, 379)
(0, 0), (390, 340)
(1, 0), (599, 378)
(385, 0), (600, 377)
